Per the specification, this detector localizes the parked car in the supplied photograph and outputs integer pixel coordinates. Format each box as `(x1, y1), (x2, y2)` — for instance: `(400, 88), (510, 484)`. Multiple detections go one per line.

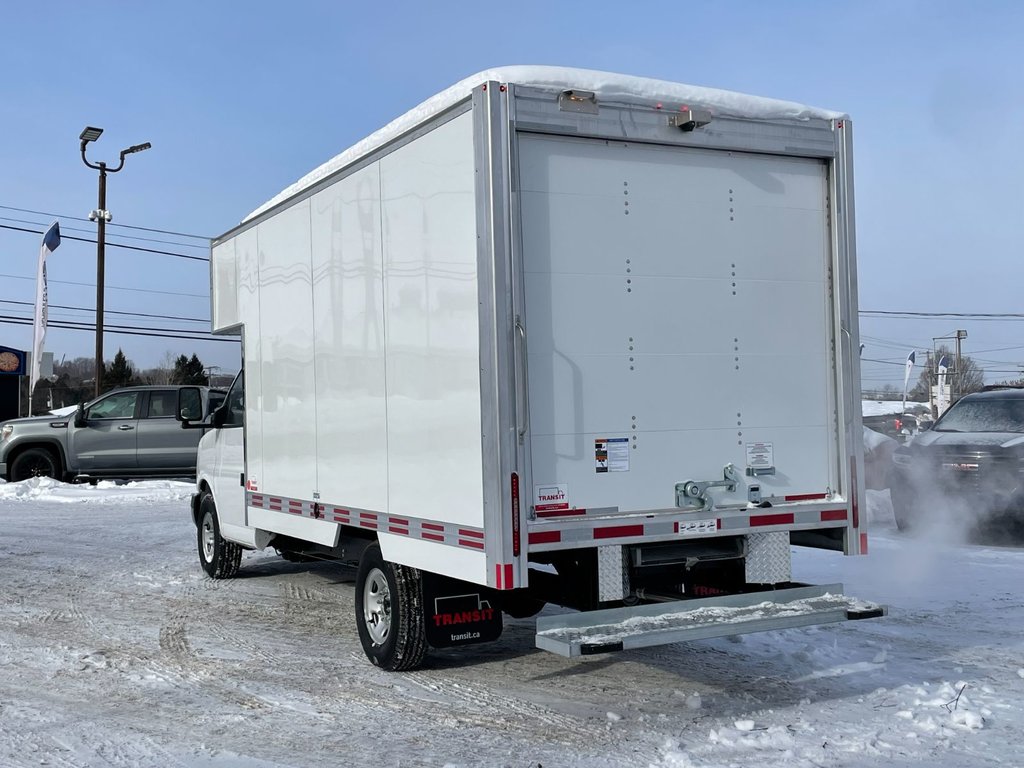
(863, 412), (919, 442)
(0, 385), (225, 482)
(889, 389), (1024, 533)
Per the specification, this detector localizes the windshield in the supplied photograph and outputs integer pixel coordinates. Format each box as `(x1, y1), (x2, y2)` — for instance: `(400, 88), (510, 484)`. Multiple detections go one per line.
(933, 398), (1024, 433)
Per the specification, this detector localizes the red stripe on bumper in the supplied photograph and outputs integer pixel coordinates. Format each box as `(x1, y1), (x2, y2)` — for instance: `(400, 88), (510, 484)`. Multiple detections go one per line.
(593, 524), (644, 540)
(529, 530), (561, 545)
(821, 509), (848, 522)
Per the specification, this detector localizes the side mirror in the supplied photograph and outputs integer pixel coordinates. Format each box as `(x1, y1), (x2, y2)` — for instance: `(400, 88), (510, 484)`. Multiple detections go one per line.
(176, 387), (202, 422)
(73, 403), (86, 428)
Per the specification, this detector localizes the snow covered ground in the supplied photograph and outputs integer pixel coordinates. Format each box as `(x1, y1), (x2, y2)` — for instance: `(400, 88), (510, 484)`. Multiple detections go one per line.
(1, 479), (1022, 767)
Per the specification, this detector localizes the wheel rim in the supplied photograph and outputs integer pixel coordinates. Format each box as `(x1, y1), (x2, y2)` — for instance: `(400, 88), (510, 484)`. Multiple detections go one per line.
(362, 567), (392, 646)
(201, 512), (216, 562)
(20, 455), (54, 479)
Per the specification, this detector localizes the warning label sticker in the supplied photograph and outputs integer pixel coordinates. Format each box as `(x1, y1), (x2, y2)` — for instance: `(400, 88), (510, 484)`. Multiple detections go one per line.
(534, 484), (570, 513)
(746, 441), (774, 471)
(595, 437), (630, 473)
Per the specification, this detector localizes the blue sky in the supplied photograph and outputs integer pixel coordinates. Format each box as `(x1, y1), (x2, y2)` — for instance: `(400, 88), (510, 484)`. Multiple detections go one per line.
(1, 1), (1022, 389)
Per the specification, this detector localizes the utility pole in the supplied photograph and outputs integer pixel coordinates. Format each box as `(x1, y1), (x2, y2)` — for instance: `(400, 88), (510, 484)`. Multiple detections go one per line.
(79, 127), (151, 397)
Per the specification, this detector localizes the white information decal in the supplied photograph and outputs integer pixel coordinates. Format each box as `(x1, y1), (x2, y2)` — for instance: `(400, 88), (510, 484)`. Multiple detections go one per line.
(746, 441), (774, 471)
(595, 437), (630, 473)
(534, 484), (570, 513)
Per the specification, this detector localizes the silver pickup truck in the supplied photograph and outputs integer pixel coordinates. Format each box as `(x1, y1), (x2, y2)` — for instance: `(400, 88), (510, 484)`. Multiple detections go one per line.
(0, 385), (225, 482)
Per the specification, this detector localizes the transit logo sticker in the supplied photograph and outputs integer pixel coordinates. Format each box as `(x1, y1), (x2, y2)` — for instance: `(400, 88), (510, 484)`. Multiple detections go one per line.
(534, 484), (570, 512)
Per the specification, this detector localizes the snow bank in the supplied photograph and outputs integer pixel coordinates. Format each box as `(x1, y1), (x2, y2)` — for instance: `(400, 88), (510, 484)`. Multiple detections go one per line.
(245, 65), (844, 221)
(0, 476), (193, 504)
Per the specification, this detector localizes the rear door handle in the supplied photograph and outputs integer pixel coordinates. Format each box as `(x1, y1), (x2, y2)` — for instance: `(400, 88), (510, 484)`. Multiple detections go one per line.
(118, 424), (135, 431)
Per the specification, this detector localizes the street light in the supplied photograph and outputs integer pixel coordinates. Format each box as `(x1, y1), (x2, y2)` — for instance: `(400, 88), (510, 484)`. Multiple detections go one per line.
(80, 126), (151, 397)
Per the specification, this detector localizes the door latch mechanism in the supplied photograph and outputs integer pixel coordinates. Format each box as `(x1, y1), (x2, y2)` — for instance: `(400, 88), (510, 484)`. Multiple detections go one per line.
(676, 464), (740, 511)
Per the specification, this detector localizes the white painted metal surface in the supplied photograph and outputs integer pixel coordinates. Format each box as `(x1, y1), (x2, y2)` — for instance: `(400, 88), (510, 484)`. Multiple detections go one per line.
(518, 134), (835, 514)
(255, 200), (318, 503)
(310, 164), (389, 513)
(380, 112), (483, 528)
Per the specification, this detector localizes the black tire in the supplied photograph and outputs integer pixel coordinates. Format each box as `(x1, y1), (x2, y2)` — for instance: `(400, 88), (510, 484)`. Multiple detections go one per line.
(197, 493), (242, 579)
(501, 593), (546, 619)
(354, 544), (427, 671)
(890, 485), (916, 532)
(9, 447), (60, 482)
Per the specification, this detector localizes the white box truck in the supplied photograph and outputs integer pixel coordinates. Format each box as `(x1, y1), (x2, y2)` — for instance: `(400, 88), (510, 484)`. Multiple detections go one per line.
(189, 66), (884, 670)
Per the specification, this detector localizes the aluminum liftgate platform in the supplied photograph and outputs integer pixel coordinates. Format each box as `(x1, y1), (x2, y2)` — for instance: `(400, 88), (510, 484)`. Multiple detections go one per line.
(535, 584), (887, 658)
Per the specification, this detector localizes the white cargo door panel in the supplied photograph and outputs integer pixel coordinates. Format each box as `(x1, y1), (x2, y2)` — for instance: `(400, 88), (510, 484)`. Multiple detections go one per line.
(518, 134), (835, 513)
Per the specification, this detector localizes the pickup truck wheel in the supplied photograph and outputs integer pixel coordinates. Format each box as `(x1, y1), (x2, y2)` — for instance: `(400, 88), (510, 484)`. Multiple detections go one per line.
(197, 494), (242, 579)
(355, 544), (427, 671)
(9, 447), (60, 482)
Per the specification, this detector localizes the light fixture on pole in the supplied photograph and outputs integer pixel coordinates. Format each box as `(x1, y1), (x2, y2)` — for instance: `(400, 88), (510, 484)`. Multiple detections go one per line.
(79, 127), (151, 397)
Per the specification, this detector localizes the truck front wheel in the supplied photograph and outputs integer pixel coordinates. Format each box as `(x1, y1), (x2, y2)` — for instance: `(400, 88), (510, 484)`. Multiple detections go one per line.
(197, 493), (242, 579)
(9, 447), (60, 482)
(355, 544), (427, 671)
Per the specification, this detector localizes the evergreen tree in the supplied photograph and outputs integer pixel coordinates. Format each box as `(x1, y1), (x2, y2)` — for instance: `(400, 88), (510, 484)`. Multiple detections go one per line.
(103, 349), (137, 391)
(171, 353), (208, 385)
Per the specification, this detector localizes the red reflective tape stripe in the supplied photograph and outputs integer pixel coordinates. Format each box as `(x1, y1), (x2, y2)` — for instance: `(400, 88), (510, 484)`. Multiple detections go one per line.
(421, 522), (444, 531)
(458, 539), (485, 550)
(851, 459), (860, 528)
(495, 563), (503, 590)
(821, 509), (848, 522)
(388, 526), (408, 535)
(750, 513), (794, 527)
(389, 517), (409, 526)
(529, 530), (561, 545)
(332, 514), (348, 523)
(535, 508), (586, 518)
(784, 493), (828, 502)
(421, 532), (445, 542)
(503, 564), (514, 590)
(593, 524), (644, 540)
(359, 521), (378, 529)
(458, 529), (484, 539)
(289, 500), (303, 507)
(332, 507), (348, 514)
(860, 532), (869, 554)
(359, 512), (377, 521)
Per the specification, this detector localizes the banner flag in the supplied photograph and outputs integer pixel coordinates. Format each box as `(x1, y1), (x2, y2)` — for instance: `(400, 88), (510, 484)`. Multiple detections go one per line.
(30, 221), (61, 394)
(901, 350), (916, 412)
(936, 355), (949, 415)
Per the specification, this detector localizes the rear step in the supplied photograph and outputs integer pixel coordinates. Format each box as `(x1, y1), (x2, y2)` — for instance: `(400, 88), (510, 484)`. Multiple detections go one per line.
(536, 584), (886, 658)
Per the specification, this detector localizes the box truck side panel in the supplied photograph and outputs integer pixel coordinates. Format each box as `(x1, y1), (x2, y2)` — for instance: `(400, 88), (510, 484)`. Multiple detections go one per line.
(211, 239), (239, 332)
(256, 200), (318, 504)
(380, 112), (484, 527)
(236, 228), (264, 489)
(519, 134), (834, 513)
(310, 164), (389, 512)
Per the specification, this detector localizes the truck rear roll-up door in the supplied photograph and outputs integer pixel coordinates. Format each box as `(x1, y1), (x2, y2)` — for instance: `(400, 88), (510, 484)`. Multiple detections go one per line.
(517, 133), (838, 516)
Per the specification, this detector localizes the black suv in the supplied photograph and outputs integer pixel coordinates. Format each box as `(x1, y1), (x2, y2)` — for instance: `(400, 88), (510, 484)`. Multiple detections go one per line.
(889, 389), (1024, 534)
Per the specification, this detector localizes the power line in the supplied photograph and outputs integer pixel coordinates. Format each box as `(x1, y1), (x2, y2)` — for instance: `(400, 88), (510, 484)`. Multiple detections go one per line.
(0, 214), (208, 251)
(0, 315), (236, 343)
(861, 310), (1024, 320)
(0, 223), (209, 262)
(0, 272), (207, 299)
(0, 203), (212, 240)
(0, 298), (208, 324)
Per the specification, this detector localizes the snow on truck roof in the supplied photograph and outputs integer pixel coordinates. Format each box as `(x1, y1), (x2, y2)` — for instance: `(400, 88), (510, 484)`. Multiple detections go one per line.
(245, 65), (845, 222)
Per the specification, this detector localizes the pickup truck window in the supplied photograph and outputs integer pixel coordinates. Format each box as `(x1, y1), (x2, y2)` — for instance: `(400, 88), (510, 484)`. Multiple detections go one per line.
(147, 390), (177, 419)
(87, 392), (139, 420)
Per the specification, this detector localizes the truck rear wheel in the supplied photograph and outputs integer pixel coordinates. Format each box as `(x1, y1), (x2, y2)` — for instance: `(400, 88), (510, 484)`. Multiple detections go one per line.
(197, 493), (242, 579)
(355, 544), (427, 671)
(9, 447), (60, 482)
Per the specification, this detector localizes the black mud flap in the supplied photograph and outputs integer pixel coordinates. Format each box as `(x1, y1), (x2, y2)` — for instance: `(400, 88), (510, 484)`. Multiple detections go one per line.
(421, 572), (503, 648)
